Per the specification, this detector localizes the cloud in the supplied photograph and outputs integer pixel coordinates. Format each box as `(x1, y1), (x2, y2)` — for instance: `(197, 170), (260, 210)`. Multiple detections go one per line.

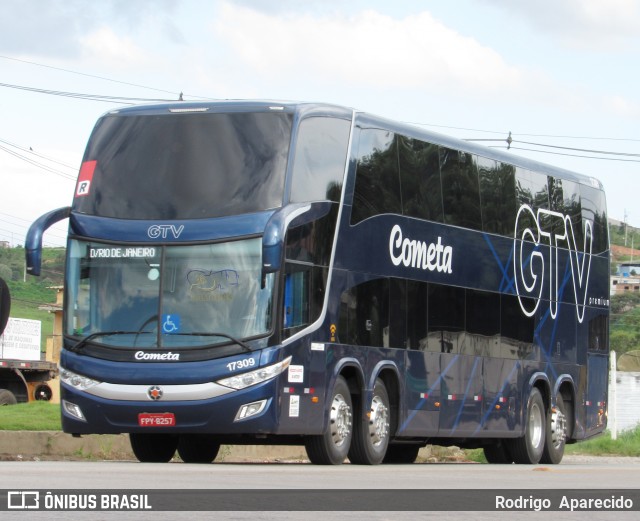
(0, 0), (183, 58)
(212, 3), (523, 95)
(481, 0), (640, 50)
(604, 95), (640, 119)
(80, 27), (148, 67)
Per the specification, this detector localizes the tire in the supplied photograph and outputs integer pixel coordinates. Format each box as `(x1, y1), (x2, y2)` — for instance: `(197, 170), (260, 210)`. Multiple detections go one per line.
(383, 444), (420, 464)
(0, 389), (17, 406)
(483, 441), (512, 464)
(507, 387), (546, 464)
(305, 375), (353, 465)
(349, 378), (391, 465)
(129, 433), (178, 463)
(540, 393), (568, 464)
(177, 434), (220, 464)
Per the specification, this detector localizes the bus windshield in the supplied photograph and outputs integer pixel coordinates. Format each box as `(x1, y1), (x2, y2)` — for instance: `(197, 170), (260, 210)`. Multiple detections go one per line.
(72, 111), (293, 219)
(66, 238), (275, 349)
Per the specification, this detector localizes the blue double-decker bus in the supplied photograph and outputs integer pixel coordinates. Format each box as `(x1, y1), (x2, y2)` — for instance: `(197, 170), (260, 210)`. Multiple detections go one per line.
(27, 101), (609, 465)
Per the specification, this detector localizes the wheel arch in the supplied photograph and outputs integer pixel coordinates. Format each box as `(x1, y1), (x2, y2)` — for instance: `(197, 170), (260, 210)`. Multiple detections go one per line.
(527, 372), (552, 413)
(334, 358), (365, 398)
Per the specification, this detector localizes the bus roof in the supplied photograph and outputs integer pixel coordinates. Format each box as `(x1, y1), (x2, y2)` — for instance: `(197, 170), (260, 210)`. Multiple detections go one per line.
(103, 100), (603, 190)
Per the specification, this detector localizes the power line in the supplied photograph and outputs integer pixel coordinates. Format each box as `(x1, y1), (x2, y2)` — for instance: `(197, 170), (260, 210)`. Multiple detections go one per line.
(0, 138), (77, 170)
(0, 54), (215, 101)
(511, 138), (640, 158)
(0, 143), (77, 180)
(412, 121), (640, 143)
(493, 145), (640, 163)
(0, 81), (176, 104)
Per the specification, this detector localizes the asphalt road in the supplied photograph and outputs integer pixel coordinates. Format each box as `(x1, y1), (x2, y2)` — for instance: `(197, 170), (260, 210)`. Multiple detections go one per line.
(2, 457), (640, 520)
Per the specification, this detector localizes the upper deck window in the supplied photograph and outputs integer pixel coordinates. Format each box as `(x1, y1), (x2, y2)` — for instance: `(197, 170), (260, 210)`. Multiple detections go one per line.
(290, 117), (350, 203)
(73, 111), (293, 219)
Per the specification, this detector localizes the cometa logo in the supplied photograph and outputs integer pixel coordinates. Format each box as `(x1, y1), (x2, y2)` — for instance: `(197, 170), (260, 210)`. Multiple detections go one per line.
(389, 224), (453, 274)
(134, 351), (180, 361)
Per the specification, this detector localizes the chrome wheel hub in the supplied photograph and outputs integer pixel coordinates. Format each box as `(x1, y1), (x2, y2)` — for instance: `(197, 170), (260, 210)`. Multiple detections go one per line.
(329, 393), (352, 447)
(368, 395), (389, 447)
(550, 408), (567, 449)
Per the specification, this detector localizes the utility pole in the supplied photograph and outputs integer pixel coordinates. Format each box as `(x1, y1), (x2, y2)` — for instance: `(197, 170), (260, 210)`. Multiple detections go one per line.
(624, 209), (628, 247)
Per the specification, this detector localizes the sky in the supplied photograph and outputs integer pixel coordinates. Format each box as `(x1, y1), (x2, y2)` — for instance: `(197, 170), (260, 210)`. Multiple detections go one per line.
(0, 0), (639, 248)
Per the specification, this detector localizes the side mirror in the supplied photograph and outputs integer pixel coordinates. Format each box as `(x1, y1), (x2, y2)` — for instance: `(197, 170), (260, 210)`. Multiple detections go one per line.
(25, 206), (71, 276)
(0, 277), (10, 336)
(262, 203), (312, 275)
(261, 201), (334, 275)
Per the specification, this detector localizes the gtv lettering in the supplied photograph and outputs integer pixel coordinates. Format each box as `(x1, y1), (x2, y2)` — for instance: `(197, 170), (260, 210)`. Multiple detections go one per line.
(513, 204), (592, 323)
(147, 224), (185, 239)
(389, 224), (453, 274)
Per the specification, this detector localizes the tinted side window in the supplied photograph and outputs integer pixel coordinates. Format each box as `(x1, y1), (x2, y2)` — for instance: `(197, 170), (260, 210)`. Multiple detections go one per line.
(428, 284), (465, 353)
(285, 204), (339, 267)
(282, 264), (327, 338)
(580, 185), (608, 254)
(588, 313), (609, 352)
(515, 168), (549, 233)
(406, 280), (429, 350)
(339, 278), (390, 347)
(556, 179), (583, 248)
(351, 129), (401, 224)
(290, 117), (350, 203)
(478, 158), (516, 235)
(501, 294), (534, 344)
(398, 136), (443, 222)
(439, 148), (482, 230)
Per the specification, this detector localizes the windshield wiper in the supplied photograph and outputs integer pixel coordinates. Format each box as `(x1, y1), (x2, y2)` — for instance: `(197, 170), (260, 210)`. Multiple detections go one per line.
(68, 331), (252, 354)
(68, 331), (147, 353)
(182, 332), (253, 353)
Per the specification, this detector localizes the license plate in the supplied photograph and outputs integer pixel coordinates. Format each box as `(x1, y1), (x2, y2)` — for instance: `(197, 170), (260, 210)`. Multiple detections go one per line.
(138, 412), (176, 427)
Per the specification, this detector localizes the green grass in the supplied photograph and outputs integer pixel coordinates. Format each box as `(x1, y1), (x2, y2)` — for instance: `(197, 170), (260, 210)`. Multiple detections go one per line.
(464, 426), (640, 462)
(0, 401), (62, 430)
(564, 426), (640, 457)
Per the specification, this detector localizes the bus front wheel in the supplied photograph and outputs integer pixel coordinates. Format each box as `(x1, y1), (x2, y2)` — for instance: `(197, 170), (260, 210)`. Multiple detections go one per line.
(305, 375), (353, 465)
(129, 433), (178, 463)
(177, 434), (221, 463)
(507, 387), (546, 464)
(349, 378), (390, 465)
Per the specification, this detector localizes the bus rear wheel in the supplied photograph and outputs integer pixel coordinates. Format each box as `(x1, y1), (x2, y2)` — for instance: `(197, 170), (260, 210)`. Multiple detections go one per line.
(305, 375), (352, 465)
(349, 378), (390, 465)
(129, 433), (178, 463)
(177, 434), (221, 463)
(507, 387), (546, 464)
(540, 393), (568, 464)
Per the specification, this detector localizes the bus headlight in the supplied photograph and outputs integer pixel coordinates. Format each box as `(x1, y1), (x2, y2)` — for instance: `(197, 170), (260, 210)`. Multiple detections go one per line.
(216, 356), (292, 390)
(62, 399), (87, 421)
(60, 367), (101, 391)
